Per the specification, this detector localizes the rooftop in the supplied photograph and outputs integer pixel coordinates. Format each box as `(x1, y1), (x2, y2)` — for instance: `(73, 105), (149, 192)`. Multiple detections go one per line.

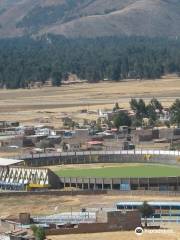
(116, 201), (180, 207)
(0, 158), (24, 166)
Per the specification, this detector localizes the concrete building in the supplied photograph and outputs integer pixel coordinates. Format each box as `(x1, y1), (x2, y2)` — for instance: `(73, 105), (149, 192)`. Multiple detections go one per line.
(0, 158), (59, 190)
(116, 201), (180, 217)
(0, 135), (23, 150)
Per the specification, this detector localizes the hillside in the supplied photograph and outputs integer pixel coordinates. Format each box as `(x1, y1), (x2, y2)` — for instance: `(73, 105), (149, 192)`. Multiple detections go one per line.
(0, 0), (180, 38)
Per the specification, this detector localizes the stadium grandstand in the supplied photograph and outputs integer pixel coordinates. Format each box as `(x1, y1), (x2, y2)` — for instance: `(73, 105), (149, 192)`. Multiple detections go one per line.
(0, 158), (53, 190)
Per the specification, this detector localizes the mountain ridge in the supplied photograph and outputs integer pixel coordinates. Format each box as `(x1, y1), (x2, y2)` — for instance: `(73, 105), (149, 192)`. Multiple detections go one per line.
(0, 0), (180, 38)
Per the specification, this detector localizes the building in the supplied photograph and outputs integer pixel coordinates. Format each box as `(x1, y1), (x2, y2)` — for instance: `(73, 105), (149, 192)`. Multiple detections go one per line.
(0, 135), (23, 150)
(0, 121), (19, 128)
(0, 213), (35, 240)
(116, 201), (180, 217)
(87, 141), (103, 150)
(0, 158), (59, 190)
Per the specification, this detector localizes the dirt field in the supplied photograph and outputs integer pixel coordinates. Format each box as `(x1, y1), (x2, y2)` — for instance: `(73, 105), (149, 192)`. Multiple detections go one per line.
(0, 77), (179, 126)
(48, 228), (180, 240)
(1, 193), (180, 217)
(48, 226), (180, 240)
(1, 192), (180, 239)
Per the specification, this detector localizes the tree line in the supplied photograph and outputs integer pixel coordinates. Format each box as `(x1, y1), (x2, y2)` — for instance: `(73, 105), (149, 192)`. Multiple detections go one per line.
(0, 35), (180, 88)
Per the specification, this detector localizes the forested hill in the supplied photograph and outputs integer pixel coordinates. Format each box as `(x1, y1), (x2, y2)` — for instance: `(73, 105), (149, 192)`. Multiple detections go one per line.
(0, 35), (180, 89)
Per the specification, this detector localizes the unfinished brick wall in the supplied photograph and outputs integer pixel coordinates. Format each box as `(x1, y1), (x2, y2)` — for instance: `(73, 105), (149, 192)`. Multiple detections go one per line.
(46, 211), (141, 235)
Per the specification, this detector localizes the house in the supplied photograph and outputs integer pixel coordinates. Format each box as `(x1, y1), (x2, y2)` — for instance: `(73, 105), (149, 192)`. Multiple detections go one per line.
(47, 135), (61, 145)
(96, 209), (141, 231)
(35, 127), (55, 136)
(159, 108), (171, 122)
(23, 135), (47, 147)
(63, 130), (74, 138)
(0, 135), (23, 150)
(61, 138), (82, 151)
(74, 129), (89, 139)
(132, 129), (153, 143)
(87, 141), (103, 150)
(0, 121), (19, 128)
(98, 109), (129, 121)
(0, 213), (34, 240)
(23, 126), (35, 136)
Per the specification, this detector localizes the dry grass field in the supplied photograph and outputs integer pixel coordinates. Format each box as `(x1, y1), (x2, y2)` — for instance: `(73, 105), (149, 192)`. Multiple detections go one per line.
(0, 77), (179, 126)
(1, 193), (180, 217)
(48, 228), (180, 240)
(1, 193), (180, 239)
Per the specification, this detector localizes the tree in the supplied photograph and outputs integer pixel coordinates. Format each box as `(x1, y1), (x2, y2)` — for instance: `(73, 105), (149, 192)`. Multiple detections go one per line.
(31, 225), (46, 240)
(113, 102), (120, 112)
(36, 139), (54, 152)
(146, 104), (157, 126)
(31, 225), (38, 234)
(112, 59), (121, 81)
(35, 227), (46, 240)
(138, 99), (147, 118)
(150, 97), (163, 112)
(113, 111), (131, 130)
(170, 99), (180, 127)
(130, 98), (139, 112)
(139, 201), (154, 228)
(130, 98), (147, 118)
(52, 71), (62, 86)
(146, 98), (164, 126)
(130, 98), (147, 126)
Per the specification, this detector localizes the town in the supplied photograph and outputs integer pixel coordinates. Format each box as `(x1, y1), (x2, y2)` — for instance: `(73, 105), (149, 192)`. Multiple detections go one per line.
(0, 98), (179, 157)
(1, 1), (180, 239)
(0, 96), (180, 240)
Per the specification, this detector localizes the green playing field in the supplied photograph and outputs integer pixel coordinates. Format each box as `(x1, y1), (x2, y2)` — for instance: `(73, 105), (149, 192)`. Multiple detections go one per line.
(55, 164), (180, 178)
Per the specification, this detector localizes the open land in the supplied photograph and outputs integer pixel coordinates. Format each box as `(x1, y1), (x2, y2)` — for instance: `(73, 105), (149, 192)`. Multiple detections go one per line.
(0, 77), (179, 126)
(53, 163), (180, 178)
(48, 225), (180, 240)
(1, 193), (180, 217)
(1, 193), (180, 240)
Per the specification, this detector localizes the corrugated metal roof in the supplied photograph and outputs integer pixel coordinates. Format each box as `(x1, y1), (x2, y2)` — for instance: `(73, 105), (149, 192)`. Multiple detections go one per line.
(116, 201), (180, 207)
(0, 158), (24, 166)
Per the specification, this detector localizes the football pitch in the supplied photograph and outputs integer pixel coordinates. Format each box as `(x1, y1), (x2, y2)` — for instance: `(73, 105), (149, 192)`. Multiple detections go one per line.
(55, 164), (180, 178)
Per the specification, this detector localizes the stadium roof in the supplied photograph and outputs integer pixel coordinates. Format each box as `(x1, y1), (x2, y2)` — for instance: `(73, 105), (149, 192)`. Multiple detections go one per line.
(0, 158), (24, 166)
(116, 201), (180, 207)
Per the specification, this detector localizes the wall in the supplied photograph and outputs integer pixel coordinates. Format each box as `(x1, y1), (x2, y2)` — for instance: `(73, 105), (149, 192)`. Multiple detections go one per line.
(46, 211), (141, 235)
(20, 150), (180, 167)
(1, 189), (180, 197)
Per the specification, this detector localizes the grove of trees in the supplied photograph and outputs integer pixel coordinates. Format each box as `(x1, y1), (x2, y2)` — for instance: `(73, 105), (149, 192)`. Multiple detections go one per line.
(113, 98), (180, 129)
(0, 35), (180, 88)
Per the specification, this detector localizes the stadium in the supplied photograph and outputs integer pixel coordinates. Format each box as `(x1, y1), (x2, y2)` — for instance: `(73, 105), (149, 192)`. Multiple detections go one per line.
(1, 149), (180, 192)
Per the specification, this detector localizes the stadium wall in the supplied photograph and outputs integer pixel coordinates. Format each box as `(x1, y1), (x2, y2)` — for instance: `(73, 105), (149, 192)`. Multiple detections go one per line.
(19, 150), (180, 167)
